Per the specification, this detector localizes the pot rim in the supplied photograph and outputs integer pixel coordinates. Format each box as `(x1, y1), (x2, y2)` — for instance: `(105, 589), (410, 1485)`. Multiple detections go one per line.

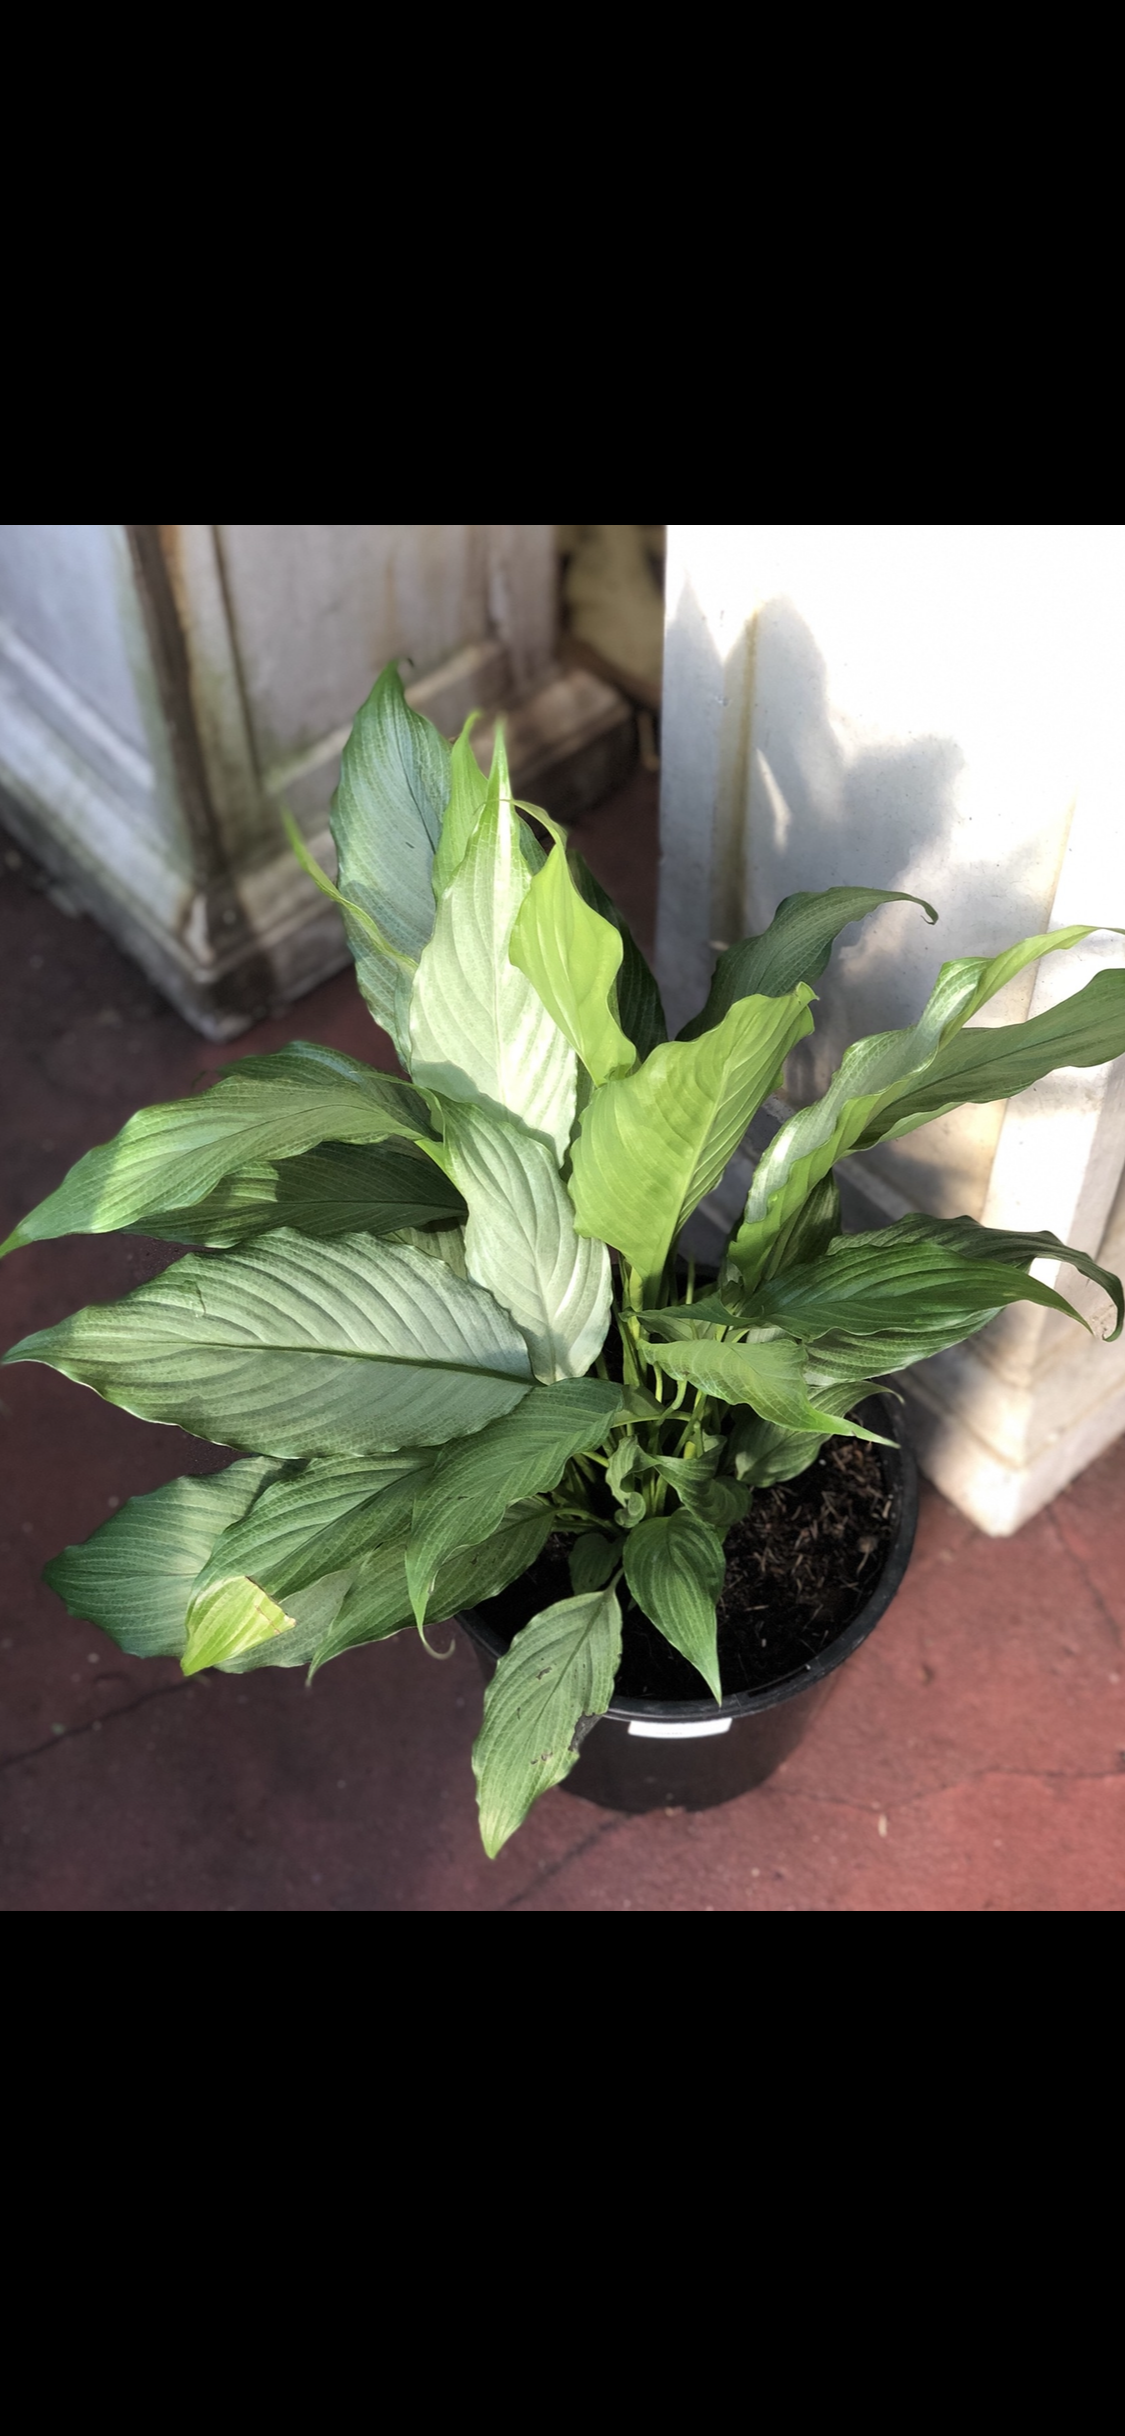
(457, 1390), (918, 1724)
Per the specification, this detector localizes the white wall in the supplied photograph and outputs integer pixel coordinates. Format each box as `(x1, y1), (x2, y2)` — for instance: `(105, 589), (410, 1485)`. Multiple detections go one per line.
(212, 523), (557, 831)
(657, 524), (1125, 1530)
(0, 521), (190, 858)
(0, 524), (594, 1037)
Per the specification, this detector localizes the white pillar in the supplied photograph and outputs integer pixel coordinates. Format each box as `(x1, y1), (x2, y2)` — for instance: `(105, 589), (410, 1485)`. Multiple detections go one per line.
(658, 524), (1125, 1532)
(0, 524), (630, 1037)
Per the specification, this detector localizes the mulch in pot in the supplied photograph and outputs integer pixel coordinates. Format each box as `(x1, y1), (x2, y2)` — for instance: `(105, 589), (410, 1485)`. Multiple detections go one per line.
(479, 1435), (896, 1702)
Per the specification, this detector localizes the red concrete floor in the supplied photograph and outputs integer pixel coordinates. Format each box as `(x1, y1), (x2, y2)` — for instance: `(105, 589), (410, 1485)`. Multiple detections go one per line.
(2, 771), (1124, 1911)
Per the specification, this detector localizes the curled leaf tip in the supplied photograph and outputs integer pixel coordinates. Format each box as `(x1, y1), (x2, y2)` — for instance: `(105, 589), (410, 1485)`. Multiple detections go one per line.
(418, 1619), (457, 1661)
(515, 797), (566, 849)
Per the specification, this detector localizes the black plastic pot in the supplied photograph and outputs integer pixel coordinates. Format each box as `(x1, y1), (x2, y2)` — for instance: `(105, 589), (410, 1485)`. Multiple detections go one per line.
(458, 1393), (917, 1815)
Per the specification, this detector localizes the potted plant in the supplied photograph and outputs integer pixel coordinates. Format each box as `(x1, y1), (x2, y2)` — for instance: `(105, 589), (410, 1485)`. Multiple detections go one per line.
(4, 668), (1124, 1857)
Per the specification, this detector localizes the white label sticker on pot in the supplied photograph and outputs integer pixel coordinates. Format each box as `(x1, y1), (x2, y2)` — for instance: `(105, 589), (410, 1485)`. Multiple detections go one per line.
(628, 1718), (733, 1740)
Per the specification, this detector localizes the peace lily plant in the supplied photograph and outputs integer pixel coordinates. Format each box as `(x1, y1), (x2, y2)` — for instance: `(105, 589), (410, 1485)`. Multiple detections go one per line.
(5, 669), (1124, 1854)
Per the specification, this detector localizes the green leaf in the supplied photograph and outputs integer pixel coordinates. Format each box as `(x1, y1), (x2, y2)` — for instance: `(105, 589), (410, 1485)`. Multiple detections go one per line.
(606, 1436), (647, 1525)
(181, 1574), (305, 1675)
(692, 1475), (751, 1529)
(127, 1163), (281, 1246)
(568, 988), (815, 1293)
(216, 1569), (359, 1674)
(865, 967), (1125, 1146)
(309, 1500), (554, 1675)
(679, 886), (938, 1038)
(607, 1437), (644, 1503)
(437, 1101), (611, 1381)
(5, 1236), (534, 1456)
(1, 1042), (431, 1257)
(647, 1457), (751, 1530)
(428, 1500), (555, 1622)
(472, 1581), (623, 1856)
(329, 663), (451, 1036)
(405, 1377), (620, 1623)
(282, 812), (415, 1010)
(572, 856), (667, 1063)
(613, 1384), (665, 1424)
(746, 1214), (1124, 1381)
(386, 1222), (468, 1275)
(228, 1039), (428, 1111)
(758, 1172), (843, 1282)
(640, 1333), (893, 1441)
(729, 1369), (891, 1486)
(408, 777), (576, 1163)
(194, 1450), (437, 1602)
(282, 813), (424, 1062)
(725, 1412), (837, 1481)
(568, 1531), (620, 1592)
(133, 1139), (467, 1248)
(509, 826), (636, 1084)
(732, 935), (1125, 1290)
(41, 1458), (282, 1657)
(733, 963), (988, 1285)
(301, 1541), (417, 1668)
(513, 793), (548, 877)
(622, 1510), (725, 1702)
(432, 713), (490, 898)
(947, 926), (1112, 1029)
(639, 1295), (739, 1338)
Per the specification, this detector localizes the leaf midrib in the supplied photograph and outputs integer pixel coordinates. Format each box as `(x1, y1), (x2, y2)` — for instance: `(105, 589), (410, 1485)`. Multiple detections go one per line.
(16, 1340), (532, 1383)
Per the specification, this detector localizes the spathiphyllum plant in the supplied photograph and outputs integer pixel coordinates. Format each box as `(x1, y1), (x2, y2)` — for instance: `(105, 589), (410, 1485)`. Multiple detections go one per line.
(5, 668), (1124, 1852)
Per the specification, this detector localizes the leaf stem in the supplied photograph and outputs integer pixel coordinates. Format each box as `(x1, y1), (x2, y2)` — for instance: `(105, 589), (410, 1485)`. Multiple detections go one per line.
(674, 1386), (709, 1460)
(550, 1502), (607, 1531)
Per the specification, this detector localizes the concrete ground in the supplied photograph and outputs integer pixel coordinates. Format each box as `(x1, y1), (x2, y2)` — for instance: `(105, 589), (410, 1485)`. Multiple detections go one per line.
(2, 770), (1123, 1910)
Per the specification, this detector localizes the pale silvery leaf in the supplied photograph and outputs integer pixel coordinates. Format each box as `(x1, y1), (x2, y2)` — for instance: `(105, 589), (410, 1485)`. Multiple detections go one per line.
(439, 1101), (611, 1381)
(408, 785), (576, 1163)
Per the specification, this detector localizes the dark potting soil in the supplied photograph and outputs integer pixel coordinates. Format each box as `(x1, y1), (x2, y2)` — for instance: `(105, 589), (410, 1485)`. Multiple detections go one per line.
(479, 1434), (896, 1701)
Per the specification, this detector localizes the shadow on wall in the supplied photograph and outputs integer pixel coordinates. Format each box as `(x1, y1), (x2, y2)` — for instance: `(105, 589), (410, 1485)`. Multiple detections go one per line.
(691, 594), (1066, 1081)
(747, 596), (967, 1102)
(663, 587), (1077, 1222)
